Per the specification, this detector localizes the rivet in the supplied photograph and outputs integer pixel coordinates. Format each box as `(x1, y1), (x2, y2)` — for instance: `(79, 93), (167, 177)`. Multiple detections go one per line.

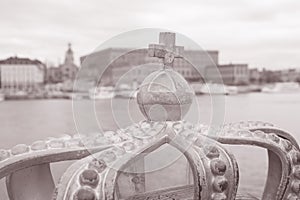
(49, 140), (65, 148)
(239, 130), (252, 137)
(88, 159), (106, 173)
(292, 152), (300, 165)
(293, 166), (300, 179)
(267, 133), (280, 143)
(282, 140), (293, 152)
(211, 193), (227, 200)
(0, 149), (10, 161)
(206, 146), (220, 159)
(102, 151), (116, 163)
(74, 187), (96, 200)
(213, 177), (228, 192)
(291, 180), (300, 193)
(172, 122), (183, 132)
(112, 146), (126, 156)
(31, 140), (47, 150)
(11, 144), (29, 155)
(79, 169), (99, 188)
(123, 142), (135, 151)
(103, 131), (116, 138)
(287, 194), (300, 200)
(253, 130), (266, 138)
(210, 159), (227, 175)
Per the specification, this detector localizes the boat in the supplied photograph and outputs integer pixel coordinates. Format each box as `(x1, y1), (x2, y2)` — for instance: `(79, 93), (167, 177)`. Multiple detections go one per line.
(262, 82), (300, 93)
(89, 86), (115, 100)
(114, 83), (138, 99)
(200, 83), (237, 95)
(0, 92), (4, 101)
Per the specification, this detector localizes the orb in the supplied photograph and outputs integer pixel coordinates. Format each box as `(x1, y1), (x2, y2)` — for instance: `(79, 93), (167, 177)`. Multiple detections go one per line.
(137, 69), (194, 121)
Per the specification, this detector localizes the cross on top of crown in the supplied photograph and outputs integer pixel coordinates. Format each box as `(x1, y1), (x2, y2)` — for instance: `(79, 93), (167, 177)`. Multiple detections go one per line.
(148, 32), (184, 67)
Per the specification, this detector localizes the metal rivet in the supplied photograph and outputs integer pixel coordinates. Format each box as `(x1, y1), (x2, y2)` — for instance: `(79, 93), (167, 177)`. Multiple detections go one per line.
(0, 149), (10, 161)
(213, 177), (228, 192)
(293, 166), (300, 179)
(206, 146), (220, 159)
(292, 152), (300, 165)
(88, 159), (106, 173)
(211, 193), (227, 200)
(31, 140), (47, 150)
(11, 144), (29, 155)
(102, 151), (116, 163)
(74, 187), (96, 200)
(253, 130), (266, 138)
(79, 169), (99, 188)
(239, 130), (252, 137)
(282, 140), (293, 152)
(287, 194), (299, 200)
(210, 159), (227, 175)
(49, 140), (65, 148)
(267, 133), (280, 143)
(291, 180), (300, 193)
(122, 142), (135, 151)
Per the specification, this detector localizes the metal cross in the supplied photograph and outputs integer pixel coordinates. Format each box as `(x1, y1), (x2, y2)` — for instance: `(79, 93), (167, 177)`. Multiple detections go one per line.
(148, 32), (184, 68)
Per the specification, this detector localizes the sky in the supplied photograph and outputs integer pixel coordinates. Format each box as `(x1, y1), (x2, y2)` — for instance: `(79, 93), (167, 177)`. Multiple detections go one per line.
(0, 0), (299, 69)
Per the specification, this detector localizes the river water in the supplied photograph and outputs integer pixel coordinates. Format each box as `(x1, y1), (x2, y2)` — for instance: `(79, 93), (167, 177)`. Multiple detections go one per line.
(0, 93), (300, 198)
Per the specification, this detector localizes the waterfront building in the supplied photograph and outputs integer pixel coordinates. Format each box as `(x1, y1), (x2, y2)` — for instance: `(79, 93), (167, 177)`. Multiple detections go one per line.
(59, 43), (78, 82)
(46, 43), (79, 84)
(80, 48), (218, 86)
(205, 64), (249, 85)
(249, 68), (261, 84)
(0, 57), (45, 92)
(46, 67), (62, 83)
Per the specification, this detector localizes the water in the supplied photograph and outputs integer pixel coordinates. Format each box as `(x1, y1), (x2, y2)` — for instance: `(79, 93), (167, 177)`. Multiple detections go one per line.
(1, 93), (300, 198)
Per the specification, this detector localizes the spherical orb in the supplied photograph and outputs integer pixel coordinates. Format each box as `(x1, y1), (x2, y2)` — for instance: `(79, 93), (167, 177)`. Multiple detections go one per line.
(137, 69), (194, 121)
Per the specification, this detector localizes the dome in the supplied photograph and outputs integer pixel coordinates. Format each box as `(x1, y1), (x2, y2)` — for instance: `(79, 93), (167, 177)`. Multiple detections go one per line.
(137, 69), (194, 121)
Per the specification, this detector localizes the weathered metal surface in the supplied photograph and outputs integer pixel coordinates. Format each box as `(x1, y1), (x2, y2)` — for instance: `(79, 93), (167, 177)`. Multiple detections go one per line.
(0, 32), (300, 200)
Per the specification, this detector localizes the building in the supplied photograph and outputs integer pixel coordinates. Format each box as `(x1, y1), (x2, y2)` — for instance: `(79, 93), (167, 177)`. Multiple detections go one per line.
(46, 43), (79, 84)
(205, 64), (249, 85)
(46, 67), (62, 83)
(79, 48), (218, 86)
(280, 69), (299, 82)
(249, 68), (261, 84)
(0, 57), (45, 92)
(60, 43), (78, 82)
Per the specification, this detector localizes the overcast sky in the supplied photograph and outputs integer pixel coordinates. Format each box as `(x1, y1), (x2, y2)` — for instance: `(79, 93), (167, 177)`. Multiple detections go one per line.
(0, 0), (299, 69)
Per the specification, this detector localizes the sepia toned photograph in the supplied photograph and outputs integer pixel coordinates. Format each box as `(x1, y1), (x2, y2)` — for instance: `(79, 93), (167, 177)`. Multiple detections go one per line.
(0, 0), (300, 200)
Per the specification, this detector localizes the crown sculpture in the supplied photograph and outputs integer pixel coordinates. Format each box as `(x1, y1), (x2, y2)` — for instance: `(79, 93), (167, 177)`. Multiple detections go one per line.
(1, 32), (300, 200)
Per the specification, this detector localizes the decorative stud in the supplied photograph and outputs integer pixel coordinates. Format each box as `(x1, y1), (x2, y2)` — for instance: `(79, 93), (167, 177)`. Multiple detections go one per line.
(267, 133), (280, 143)
(213, 177), (228, 192)
(253, 130), (266, 138)
(239, 130), (253, 137)
(88, 159), (107, 173)
(287, 194), (300, 200)
(122, 142), (136, 151)
(210, 159), (227, 175)
(112, 146), (126, 156)
(102, 151), (117, 163)
(293, 166), (300, 179)
(211, 193), (227, 200)
(49, 140), (65, 148)
(11, 144), (29, 155)
(0, 149), (10, 161)
(291, 180), (300, 194)
(31, 140), (47, 151)
(74, 187), (96, 200)
(282, 139), (293, 152)
(79, 169), (100, 188)
(205, 146), (220, 159)
(292, 152), (300, 165)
